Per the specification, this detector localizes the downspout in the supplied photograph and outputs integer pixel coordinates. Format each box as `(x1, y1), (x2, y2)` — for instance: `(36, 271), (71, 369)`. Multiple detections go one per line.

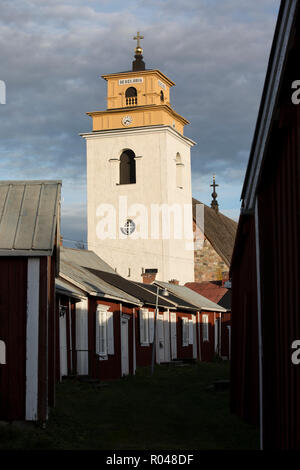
(133, 308), (136, 374)
(255, 198), (263, 450)
(198, 311), (202, 361)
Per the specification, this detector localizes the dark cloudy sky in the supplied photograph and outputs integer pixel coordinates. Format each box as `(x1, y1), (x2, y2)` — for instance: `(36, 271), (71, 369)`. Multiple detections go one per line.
(0, 0), (280, 246)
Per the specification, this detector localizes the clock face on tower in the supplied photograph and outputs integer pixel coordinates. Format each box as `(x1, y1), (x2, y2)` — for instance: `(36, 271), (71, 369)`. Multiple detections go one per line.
(122, 115), (133, 126)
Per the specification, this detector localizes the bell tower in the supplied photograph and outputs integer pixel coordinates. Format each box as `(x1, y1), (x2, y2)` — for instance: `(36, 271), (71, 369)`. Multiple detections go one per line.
(81, 33), (196, 284)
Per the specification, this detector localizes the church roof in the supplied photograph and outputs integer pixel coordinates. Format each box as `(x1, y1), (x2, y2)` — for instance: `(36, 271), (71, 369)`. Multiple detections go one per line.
(185, 281), (228, 304)
(185, 281), (231, 311)
(192, 198), (238, 267)
(0, 180), (61, 256)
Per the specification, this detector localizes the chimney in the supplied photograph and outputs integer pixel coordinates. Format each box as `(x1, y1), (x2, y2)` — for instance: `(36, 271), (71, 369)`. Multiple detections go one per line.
(141, 268), (158, 284)
(60, 235), (63, 247)
(168, 279), (179, 285)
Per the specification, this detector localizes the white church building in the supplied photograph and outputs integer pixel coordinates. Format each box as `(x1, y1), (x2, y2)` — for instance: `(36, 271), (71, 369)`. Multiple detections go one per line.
(81, 33), (196, 284)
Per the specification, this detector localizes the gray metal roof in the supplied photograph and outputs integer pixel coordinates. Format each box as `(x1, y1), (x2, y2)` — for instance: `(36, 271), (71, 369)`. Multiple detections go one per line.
(154, 281), (227, 313)
(60, 247), (142, 306)
(61, 246), (116, 274)
(55, 278), (85, 301)
(0, 180), (61, 256)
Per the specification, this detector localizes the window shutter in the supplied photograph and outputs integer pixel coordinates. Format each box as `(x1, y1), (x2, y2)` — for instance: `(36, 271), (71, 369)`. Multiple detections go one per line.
(96, 311), (100, 354)
(144, 310), (149, 343)
(188, 319), (193, 344)
(202, 315), (209, 342)
(192, 315), (197, 359)
(107, 311), (114, 355)
(139, 309), (149, 344)
(170, 312), (177, 359)
(96, 310), (107, 356)
(139, 309), (145, 344)
(149, 310), (154, 343)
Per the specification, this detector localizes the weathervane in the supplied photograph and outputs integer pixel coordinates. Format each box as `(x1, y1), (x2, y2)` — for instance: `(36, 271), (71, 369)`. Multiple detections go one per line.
(210, 175), (219, 213)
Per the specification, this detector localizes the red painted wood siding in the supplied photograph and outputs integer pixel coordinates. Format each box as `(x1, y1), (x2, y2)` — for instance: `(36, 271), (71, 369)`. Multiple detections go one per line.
(176, 312), (193, 360)
(135, 307), (154, 367)
(88, 299), (134, 380)
(198, 311), (216, 362)
(0, 257), (27, 421)
(257, 102), (300, 449)
(230, 215), (259, 426)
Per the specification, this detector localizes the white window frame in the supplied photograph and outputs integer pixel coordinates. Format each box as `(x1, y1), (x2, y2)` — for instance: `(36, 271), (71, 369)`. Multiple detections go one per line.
(202, 314), (209, 342)
(182, 317), (189, 347)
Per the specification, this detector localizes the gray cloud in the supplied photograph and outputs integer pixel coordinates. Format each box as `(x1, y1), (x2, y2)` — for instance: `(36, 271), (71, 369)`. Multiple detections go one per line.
(0, 0), (280, 244)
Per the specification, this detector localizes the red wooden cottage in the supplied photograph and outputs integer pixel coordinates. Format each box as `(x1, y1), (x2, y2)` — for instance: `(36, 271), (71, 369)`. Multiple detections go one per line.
(230, 0), (300, 449)
(84, 269), (177, 368)
(57, 247), (142, 381)
(134, 281), (198, 363)
(154, 282), (227, 362)
(185, 281), (232, 359)
(0, 180), (61, 422)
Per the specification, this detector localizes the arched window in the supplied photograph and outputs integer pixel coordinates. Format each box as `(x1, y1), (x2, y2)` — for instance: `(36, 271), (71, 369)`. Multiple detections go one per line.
(120, 149), (136, 184)
(125, 87), (137, 106)
(176, 152), (184, 189)
(160, 90), (164, 102)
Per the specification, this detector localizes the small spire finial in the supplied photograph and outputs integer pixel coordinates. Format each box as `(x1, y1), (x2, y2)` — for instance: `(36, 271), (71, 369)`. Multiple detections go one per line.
(132, 32), (145, 71)
(210, 175), (219, 213)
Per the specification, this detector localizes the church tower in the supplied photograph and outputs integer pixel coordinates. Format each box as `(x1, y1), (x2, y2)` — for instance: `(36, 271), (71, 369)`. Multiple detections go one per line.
(81, 33), (195, 284)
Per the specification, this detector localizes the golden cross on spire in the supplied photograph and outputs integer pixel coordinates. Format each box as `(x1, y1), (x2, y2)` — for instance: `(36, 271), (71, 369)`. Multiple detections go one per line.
(133, 31), (144, 49)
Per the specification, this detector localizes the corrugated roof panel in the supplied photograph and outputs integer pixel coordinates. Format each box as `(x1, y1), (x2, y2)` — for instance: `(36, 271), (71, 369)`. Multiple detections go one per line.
(33, 183), (59, 250)
(0, 180), (61, 255)
(0, 185), (24, 249)
(14, 184), (41, 250)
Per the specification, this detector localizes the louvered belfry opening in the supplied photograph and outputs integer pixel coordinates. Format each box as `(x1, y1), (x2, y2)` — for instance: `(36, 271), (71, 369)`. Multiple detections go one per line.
(120, 149), (136, 184)
(125, 87), (137, 106)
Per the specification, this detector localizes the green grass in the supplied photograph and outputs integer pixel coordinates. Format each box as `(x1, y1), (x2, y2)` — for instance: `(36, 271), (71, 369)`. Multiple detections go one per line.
(0, 362), (259, 450)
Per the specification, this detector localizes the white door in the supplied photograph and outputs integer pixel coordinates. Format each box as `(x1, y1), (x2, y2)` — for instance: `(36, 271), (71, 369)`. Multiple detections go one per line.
(121, 318), (129, 376)
(157, 314), (165, 363)
(59, 310), (68, 378)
